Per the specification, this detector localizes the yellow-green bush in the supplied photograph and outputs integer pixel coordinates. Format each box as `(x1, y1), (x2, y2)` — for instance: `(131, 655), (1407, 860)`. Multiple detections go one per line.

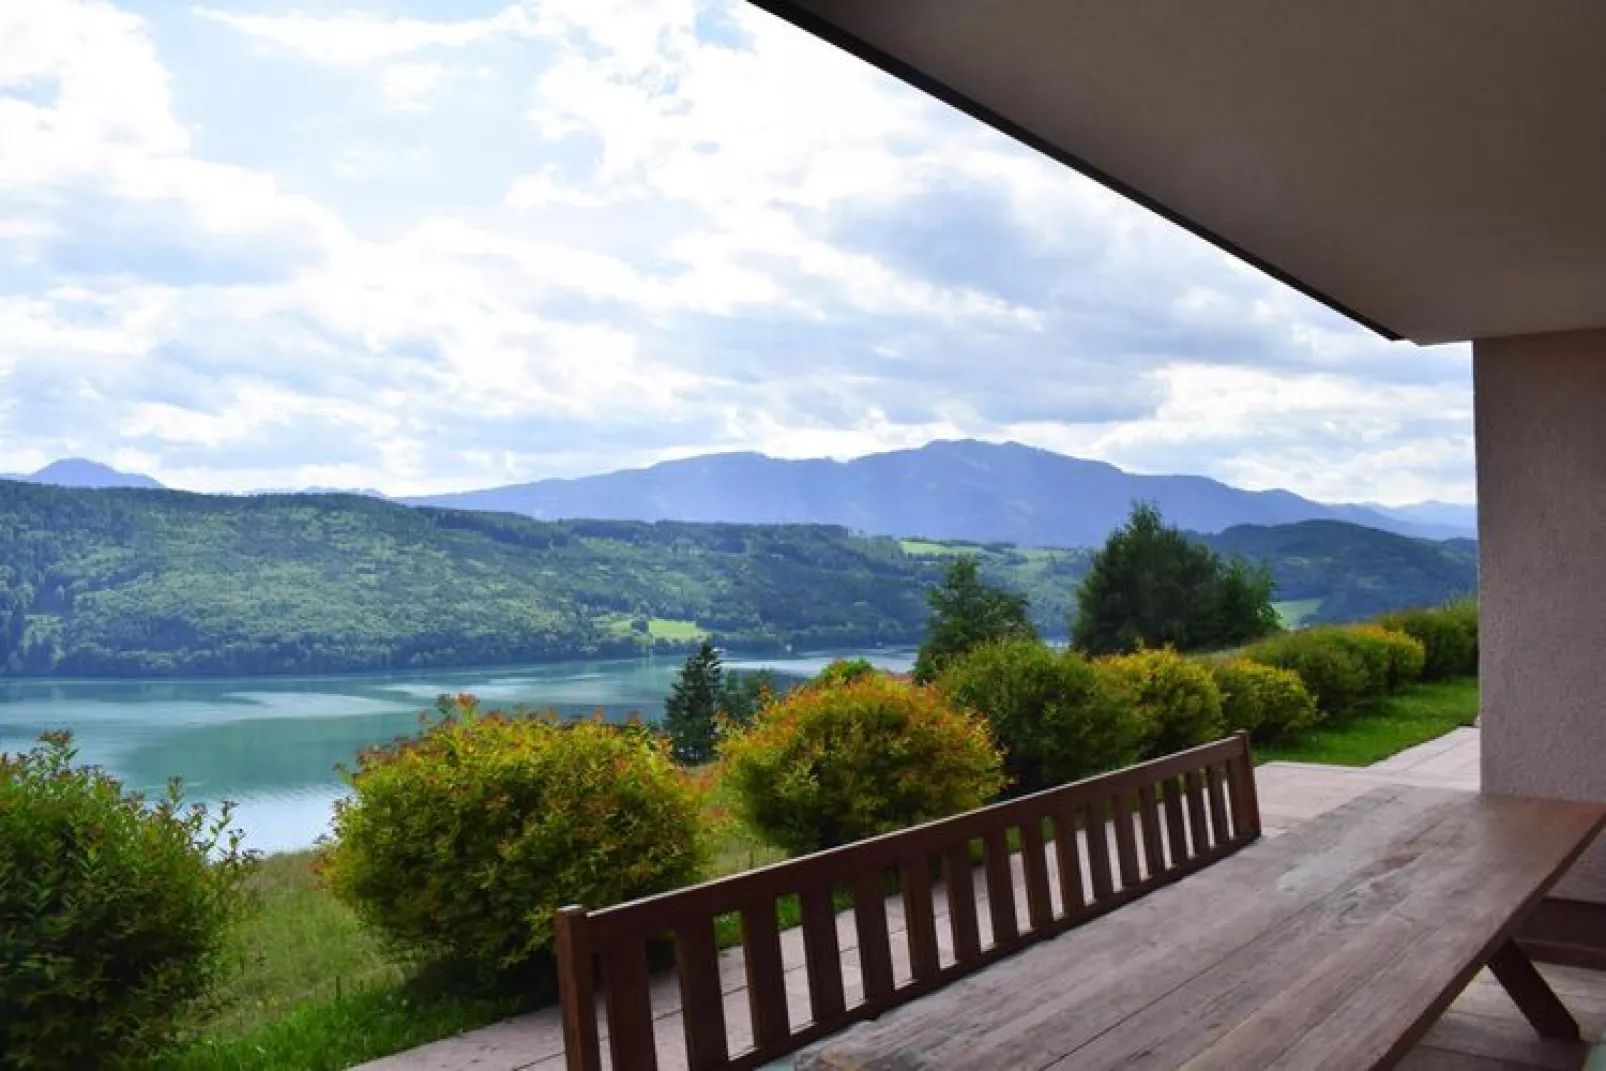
(1350, 625), (1427, 691)
(1, 732), (254, 1068)
(1095, 648), (1225, 759)
(320, 698), (705, 979)
(1211, 658), (1319, 740)
(1246, 629), (1374, 717)
(720, 675), (1004, 856)
(812, 657), (878, 689)
(939, 639), (1141, 793)
(1378, 601), (1478, 679)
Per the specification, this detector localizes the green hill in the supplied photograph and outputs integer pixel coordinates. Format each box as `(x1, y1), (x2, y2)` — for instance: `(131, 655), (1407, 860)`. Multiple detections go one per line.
(1202, 520), (1478, 624)
(0, 481), (1088, 677)
(0, 483), (1478, 678)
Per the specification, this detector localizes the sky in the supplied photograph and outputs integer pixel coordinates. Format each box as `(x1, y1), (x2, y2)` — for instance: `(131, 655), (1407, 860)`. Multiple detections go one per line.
(0, 0), (1474, 503)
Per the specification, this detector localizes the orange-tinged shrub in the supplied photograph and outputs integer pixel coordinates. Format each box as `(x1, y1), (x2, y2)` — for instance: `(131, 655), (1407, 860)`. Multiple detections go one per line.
(320, 697), (705, 979)
(720, 675), (1004, 856)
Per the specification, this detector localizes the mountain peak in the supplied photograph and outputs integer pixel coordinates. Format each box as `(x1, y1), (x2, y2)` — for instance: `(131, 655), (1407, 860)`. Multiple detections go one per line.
(19, 459), (164, 490)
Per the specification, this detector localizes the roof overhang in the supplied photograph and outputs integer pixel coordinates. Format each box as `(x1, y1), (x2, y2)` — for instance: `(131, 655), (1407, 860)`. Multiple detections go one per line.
(749, 1), (1606, 345)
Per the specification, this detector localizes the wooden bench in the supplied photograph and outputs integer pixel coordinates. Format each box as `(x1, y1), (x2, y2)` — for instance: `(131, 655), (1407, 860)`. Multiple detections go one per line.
(555, 733), (1262, 1070)
(795, 784), (1606, 1070)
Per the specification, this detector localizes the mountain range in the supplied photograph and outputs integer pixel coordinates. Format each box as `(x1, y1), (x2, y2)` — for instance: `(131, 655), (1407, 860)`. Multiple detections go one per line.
(7, 442), (1478, 547)
(402, 440), (1476, 545)
(0, 480), (1476, 678)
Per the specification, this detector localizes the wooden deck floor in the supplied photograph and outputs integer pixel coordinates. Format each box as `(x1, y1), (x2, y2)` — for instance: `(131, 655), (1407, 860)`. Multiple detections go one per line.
(363, 727), (1606, 1071)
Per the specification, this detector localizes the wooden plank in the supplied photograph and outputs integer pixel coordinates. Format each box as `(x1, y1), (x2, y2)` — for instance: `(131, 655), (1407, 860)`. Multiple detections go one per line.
(741, 897), (790, 1048)
(1053, 795), (1606, 1070)
(1205, 762), (1232, 846)
(943, 843), (982, 964)
(851, 870), (895, 1004)
(1052, 807), (1086, 916)
(1019, 817), (1054, 930)
(1161, 776), (1190, 867)
(1110, 791), (1141, 888)
(799, 884), (846, 1024)
(1137, 782), (1166, 878)
(674, 915), (728, 1069)
(1084, 802), (1115, 900)
(982, 828), (1019, 944)
(1227, 732), (1262, 838)
(1486, 939), (1582, 1041)
(901, 857), (941, 982)
(600, 942), (658, 1071)
(1185, 768), (1210, 856)
(795, 786), (1579, 1070)
(555, 906), (602, 1071)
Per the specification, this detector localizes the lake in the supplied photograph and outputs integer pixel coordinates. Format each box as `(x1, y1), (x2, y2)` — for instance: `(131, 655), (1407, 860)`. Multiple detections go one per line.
(0, 649), (915, 854)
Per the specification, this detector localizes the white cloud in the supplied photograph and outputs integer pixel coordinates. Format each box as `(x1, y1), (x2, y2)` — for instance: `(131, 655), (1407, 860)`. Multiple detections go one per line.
(0, 0), (1475, 505)
(191, 5), (534, 66)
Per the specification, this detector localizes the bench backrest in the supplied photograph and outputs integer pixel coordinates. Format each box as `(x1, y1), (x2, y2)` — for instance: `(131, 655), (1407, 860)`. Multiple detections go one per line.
(556, 732), (1260, 1071)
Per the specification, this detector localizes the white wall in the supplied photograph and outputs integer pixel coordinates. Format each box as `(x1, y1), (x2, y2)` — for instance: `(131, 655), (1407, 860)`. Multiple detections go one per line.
(1478, 327), (1606, 900)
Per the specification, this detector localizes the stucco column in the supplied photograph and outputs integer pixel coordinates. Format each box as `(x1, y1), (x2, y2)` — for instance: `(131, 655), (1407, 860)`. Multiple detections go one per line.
(1477, 328), (1606, 902)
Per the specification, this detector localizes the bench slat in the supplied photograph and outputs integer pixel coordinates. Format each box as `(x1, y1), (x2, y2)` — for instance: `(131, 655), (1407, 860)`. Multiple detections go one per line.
(902, 857), (941, 981)
(799, 884), (845, 1024)
(675, 915), (728, 1069)
(1205, 763), (1232, 846)
(943, 843), (982, 964)
(851, 870), (895, 1004)
(1085, 803), (1115, 900)
(741, 898), (790, 1048)
(983, 828), (1019, 944)
(1111, 791), (1141, 888)
(1053, 807), (1086, 916)
(1185, 769), (1210, 854)
(601, 944), (658, 1071)
(1019, 819), (1054, 930)
(1162, 776), (1190, 866)
(1137, 783), (1166, 878)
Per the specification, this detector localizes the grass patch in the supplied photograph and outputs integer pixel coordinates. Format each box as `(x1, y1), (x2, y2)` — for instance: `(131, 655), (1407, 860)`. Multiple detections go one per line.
(898, 539), (971, 557)
(1255, 677), (1478, 767)
(1272, 598), (1323, 628)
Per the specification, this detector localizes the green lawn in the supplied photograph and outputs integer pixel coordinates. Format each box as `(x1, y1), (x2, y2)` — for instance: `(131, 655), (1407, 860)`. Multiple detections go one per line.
(898, 539), (971, 556)
(1255, 677), (1478, 767)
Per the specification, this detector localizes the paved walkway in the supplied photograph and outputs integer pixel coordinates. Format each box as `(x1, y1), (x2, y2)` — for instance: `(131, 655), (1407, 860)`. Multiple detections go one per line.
(365, 727), (1579, 1071)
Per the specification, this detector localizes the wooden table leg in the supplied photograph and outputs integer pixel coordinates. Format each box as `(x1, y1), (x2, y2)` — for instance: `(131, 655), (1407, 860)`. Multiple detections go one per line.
(1488, 939), (1582, 1041)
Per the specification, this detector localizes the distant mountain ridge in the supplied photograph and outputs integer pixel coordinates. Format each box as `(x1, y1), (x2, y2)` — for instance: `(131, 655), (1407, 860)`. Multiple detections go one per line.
(403, 440), (1476, 547)
(2, 459), (164, 490)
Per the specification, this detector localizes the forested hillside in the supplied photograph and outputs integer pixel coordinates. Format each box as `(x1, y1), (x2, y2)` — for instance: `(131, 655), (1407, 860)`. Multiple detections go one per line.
(0, 481), (1478, 678)
(1203, 521), (1478, 623)
(0, 481), (1085, 677)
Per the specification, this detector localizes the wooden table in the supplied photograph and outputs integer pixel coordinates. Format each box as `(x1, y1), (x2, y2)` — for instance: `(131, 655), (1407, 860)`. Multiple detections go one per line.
(795, 785), (1606, 1070)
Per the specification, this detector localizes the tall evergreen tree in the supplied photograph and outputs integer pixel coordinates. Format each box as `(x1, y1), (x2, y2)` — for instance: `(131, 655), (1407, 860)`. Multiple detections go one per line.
(664, 640), (724, 764)
(1071, 502), (1278, 655)
(913, 557), (1037, 683)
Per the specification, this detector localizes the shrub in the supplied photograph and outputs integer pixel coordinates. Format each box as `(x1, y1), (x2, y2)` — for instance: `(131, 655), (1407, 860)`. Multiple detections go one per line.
(320, 698), (705, 979)
(1245, 627), (1394, 717)
(0, 731), (254, 1068)
(1212, 659), (1319, 740)
(1349, 625), (1426, 691)
(813, 657), (878, 689)
(939, 639), (1141, 793)
(1378, 602), (1478, 680)
(720, 674), (1004, 856)
(1095, 648), (1225, 759)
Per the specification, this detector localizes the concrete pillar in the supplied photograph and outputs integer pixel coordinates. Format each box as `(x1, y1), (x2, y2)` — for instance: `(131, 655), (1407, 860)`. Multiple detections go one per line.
(1477, 327), (1606, 901)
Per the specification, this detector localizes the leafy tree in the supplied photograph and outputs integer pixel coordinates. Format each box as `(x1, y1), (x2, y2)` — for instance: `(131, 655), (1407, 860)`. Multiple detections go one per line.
(719, 668), (777, 729)
(664, 641), (724, 764)
(1072, 503), (1278, 656)
(913, 557), (1038, 683)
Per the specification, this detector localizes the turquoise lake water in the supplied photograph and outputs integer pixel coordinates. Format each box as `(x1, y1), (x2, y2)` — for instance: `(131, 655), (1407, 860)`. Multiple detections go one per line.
(0, 649), (915, 854)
